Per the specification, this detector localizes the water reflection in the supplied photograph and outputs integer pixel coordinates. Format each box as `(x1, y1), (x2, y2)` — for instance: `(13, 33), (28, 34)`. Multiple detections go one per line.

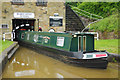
(15, 70), (35, 77)
(2, 47), (118, 78)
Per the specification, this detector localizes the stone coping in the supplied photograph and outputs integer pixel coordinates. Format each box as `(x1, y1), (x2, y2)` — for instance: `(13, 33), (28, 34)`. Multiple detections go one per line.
(0, 42), (18, 63)
(108, 53), (120, 62)
(0, 42), (19, 77)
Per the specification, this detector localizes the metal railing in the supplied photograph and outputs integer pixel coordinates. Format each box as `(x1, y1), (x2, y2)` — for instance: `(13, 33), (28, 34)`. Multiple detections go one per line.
(81, 19), (102, 33)
(85, 32), (99, 40)
(66, 31), (99, 40)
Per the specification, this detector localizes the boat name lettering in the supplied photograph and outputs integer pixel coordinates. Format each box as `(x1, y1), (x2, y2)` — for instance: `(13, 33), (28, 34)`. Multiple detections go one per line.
(44, 38), (49, 43)
(39, 35), (43, 38)
(43, 36), (50, 39)
(34, 34), (38, 42)
(27, 34), (30, 40)
(21, 33), (24, 39)
(43, 36), (50, 43)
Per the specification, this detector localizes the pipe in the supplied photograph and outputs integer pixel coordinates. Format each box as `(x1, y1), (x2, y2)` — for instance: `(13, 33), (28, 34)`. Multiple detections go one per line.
(37, 19), (39, 31)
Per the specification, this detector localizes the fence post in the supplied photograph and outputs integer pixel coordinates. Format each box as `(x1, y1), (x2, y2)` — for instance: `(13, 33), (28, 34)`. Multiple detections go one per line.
(97, 32), (99, 40)
(11, 32), (13, 41)
(3, 32), (5, 41)
(13, 31), (15, 39)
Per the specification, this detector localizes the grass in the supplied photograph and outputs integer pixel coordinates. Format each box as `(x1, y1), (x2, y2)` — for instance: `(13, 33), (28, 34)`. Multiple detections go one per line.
(90, 14), (118, 33)
(0, 40), (14, 54)
(95, 39), (119, 54)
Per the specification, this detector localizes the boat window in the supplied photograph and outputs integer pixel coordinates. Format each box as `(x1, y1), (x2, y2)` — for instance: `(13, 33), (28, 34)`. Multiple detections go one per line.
(83, 36), (86, 51)
(78, 36), (81, 51)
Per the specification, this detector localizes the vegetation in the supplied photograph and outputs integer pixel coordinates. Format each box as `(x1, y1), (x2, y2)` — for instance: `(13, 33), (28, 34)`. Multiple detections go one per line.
(89, 14), (118, 33)
(0, 40), (1, 54)
(71, 6), (103, 20)
(95, 39), (119, 54)
(0, 40), (14, 54)
(68, 2), (119, 18)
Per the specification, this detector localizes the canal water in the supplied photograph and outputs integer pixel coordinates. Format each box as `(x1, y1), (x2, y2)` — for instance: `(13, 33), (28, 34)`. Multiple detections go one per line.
(2, 46), (119, 78)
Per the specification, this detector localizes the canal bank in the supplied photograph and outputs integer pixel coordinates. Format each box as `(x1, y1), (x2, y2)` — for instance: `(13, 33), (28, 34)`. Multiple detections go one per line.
(108, 53), (120, 62)
(0, 41), (19, 77)
(0, 42), (119, 79)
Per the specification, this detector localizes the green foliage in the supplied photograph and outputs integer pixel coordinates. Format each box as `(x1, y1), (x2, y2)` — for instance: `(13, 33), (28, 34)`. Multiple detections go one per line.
(72, 7), (103, 20)
(90, 14), (118, 32)
(69, 2), (119, 18)
(66, 2), (78, 7)
(112, 57), (117, 63)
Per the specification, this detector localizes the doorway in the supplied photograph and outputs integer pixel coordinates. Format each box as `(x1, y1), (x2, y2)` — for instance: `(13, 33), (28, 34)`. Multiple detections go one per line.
(78, 36), (86, 52)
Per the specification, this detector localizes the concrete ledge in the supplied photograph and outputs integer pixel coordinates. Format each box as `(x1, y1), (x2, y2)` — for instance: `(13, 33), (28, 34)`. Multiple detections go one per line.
(108, 53), (120, 62)
(0, 75), (2, 80)
(8, 45), (19, 59)
(0, 42), (19, 77)
(2, 42), (18, 57)
(0, 60), (2, 78)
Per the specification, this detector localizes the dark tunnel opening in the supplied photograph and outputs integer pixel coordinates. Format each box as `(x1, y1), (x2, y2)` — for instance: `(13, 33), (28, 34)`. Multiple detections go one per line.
(12, 19), (35, 41)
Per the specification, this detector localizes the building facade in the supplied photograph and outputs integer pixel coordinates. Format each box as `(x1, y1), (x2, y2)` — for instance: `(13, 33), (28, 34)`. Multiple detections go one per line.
(1, 1), (66, 33)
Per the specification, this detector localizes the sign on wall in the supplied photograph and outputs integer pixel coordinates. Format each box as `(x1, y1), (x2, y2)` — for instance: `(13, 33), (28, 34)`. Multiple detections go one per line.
(14, 12), (35, 18)
(49, 16), (63, 27)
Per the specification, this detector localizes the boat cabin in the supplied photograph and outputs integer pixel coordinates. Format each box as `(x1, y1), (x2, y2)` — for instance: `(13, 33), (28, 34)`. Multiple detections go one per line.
(18, 31), (94, 53)
(70, 33), (94, 52)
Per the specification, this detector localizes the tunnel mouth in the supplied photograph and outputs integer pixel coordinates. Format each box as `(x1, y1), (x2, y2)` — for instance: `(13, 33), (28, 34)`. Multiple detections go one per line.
(12, 19), (35, 40)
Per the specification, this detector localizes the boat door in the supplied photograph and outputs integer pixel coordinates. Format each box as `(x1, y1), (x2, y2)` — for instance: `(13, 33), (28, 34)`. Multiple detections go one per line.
(78, 36), (86, 52)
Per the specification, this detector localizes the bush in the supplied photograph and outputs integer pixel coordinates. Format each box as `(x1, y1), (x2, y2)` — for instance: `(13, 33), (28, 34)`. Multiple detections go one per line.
(90, 14), (118, 32)
(69, 2), (119, 18)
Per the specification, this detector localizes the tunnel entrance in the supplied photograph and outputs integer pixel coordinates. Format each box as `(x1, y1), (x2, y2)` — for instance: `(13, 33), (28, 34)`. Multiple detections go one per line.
(12, 19), (36, 40)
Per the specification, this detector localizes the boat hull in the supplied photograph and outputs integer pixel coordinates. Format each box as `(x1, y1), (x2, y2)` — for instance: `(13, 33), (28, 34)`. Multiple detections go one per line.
(18, 40), (108, 69)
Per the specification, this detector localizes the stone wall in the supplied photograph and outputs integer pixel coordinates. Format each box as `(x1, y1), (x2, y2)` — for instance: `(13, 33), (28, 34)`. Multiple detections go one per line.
(1, 2), (65, 34)
(0, 1), (1, 20)
(66, 4), (84, 31)
(98, 31), (119, 39)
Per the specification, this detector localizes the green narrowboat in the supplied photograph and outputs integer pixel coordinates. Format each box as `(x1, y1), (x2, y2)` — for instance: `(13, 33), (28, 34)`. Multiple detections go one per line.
(17, 31), (108, 69)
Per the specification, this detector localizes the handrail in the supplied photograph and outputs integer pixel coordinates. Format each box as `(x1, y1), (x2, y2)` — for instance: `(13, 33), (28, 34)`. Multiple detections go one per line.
(84, 32), (99, 40)
(81, 19), (102, 33)
(75, 10), (100, 20)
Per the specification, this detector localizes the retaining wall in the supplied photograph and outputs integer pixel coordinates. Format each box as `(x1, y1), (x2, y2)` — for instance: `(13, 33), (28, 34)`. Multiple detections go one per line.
(0, 42), (19, 76)
(108, 53), (120, 62)
(98, 31), (119, 39)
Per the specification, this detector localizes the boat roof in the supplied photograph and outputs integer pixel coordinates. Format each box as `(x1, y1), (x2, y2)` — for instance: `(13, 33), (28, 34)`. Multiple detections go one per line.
(74, 32), (95, 35)
(22, 31), (94, 36)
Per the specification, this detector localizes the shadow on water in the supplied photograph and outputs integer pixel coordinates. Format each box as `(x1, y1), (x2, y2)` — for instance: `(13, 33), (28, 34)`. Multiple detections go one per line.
(2, 46), (119, 79)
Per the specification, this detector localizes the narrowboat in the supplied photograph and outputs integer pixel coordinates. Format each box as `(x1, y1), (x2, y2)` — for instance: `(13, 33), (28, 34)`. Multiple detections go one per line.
(17, 31), (108, 69)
